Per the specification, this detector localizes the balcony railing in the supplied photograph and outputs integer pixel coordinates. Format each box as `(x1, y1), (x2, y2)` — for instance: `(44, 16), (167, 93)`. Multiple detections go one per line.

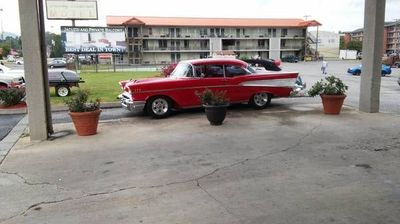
(141, 46), (210, 51)
(281, 45), (303, 49)
(139, 34), (305, 39)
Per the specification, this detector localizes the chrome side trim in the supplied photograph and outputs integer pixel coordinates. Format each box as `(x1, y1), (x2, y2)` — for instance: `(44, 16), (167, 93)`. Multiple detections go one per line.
(240, 78), (298, 88)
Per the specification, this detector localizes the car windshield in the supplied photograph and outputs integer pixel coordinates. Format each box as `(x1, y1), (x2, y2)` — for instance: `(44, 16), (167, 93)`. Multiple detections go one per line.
(170, 63), (193, 78)
(247, 66), (256, 73)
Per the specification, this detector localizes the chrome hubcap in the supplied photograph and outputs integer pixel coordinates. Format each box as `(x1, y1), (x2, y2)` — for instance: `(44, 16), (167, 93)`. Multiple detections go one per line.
(254, 93), (269, 106)
(152, 98), (168, 115)
(58, 87), (69, 97)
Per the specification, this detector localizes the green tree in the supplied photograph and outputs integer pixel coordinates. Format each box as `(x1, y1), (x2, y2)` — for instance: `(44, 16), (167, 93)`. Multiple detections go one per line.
(347, 40), (362, 52)
(46, 32), (63, 58)
(52, 34), (63, 58)
(0, 44), (11, 58)
(339, 36), (346, 50)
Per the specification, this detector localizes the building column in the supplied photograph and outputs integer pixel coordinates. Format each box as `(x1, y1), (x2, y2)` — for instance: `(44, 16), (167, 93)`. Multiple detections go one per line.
(359, 0), (386, 113)
(269, 38), (281, 60)
(18, 0), (53, 140)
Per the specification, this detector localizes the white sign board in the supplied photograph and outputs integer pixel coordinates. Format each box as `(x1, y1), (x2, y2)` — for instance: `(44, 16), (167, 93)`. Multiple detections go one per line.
(61, 26), (126, 53)
(46, 0), (98, 20)
(339, 50), (357, 60)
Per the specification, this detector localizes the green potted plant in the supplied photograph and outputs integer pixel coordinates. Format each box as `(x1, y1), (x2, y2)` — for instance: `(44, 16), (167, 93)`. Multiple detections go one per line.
(308, 75), (348, 114)
(197, 89), (229, 125)
(64, 89), (101, 136)
(0, 87), (26, 109)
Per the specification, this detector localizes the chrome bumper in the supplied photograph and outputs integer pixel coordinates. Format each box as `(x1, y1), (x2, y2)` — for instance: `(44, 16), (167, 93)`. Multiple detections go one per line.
(118, 93), (146, 113)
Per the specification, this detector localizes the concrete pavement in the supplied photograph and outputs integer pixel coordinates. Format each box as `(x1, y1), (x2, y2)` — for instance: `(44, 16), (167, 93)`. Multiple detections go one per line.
(0, 101), (400, 224)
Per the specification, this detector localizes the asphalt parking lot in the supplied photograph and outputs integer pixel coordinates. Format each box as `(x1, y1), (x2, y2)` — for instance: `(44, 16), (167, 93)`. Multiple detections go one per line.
(282, 60), (400, 114)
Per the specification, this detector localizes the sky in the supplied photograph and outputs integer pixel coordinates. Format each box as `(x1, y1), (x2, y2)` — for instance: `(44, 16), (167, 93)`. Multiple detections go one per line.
(1, 0), (400, 35)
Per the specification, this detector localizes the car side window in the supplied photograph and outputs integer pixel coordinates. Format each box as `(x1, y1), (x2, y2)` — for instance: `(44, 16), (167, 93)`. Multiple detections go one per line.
(185, 64), (194, 77)
(204, 65), (224, 78)
(225, 65), (248, 77)
(193, 65), (205, 77)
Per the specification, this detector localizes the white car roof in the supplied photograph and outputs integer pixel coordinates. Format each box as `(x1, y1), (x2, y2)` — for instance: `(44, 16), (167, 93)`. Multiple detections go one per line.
(0, 64), (11, 72)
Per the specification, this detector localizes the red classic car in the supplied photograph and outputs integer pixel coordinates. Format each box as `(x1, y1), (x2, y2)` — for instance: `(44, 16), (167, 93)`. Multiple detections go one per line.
(119, 58), (301, 118)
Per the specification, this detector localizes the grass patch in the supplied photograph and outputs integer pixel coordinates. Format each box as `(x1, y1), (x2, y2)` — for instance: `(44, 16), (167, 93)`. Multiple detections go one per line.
(50, 71), (158, 105)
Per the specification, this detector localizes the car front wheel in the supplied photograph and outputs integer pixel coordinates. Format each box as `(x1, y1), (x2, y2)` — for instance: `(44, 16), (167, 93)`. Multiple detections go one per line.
(249, 93), (271, 109)
(147, 96), (172, 119)
(56, 85), (70, 97)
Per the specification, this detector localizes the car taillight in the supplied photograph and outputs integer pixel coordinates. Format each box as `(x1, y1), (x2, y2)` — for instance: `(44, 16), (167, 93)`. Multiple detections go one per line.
(274, 59), (282, 67)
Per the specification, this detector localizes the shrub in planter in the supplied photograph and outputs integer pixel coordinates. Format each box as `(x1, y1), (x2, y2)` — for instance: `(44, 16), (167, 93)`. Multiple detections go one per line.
(64, 89), (101, 136)
(197, 89), (229, 125)
(308, 75), (348, 114)
(0, 88), (26, 107)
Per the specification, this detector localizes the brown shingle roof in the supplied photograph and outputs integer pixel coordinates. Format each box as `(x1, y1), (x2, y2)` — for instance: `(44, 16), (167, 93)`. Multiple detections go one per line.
(106, 16), (321, 27)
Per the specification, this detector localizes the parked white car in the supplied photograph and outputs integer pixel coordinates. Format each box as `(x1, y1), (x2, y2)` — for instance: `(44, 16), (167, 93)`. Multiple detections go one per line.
(15, 59), (24, 65)
(0, 65), (25, 88)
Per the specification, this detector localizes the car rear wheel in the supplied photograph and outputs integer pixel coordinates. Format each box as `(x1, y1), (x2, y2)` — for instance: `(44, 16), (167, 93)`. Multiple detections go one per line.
(249, 93), (271, 109)
(147, 96), (172, 119)
(56, 85), (70, 97)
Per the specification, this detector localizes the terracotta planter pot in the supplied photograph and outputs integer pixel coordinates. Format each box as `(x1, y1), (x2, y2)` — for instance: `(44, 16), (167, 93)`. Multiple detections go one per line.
(69, 109), (101, 136)
(320, 95), (346, 115)
(204, 104), (228, 125)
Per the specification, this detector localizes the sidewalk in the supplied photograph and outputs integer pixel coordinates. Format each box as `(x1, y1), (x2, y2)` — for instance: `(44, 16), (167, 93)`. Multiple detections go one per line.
(0, 103), (399, 224)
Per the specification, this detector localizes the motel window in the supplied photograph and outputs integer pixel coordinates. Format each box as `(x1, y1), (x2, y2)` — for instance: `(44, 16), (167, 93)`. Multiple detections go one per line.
(282, 29), (288, 37)
(128, 27), (133, 38)
(143, 40), (148, 49)
(169, 28), (175, 37)
(159, 40), (167, 49)
(200, 28), (208, 36)
(200, 40), (208, 49)
(281, 39), (286, 47)
(184, 40), (189, 49)
(258, 40), (265, 47)
(210, 28), (215, 37)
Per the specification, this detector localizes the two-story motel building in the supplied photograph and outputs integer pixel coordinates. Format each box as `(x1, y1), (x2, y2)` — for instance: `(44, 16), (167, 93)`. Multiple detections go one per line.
(106, 16), (320, 65)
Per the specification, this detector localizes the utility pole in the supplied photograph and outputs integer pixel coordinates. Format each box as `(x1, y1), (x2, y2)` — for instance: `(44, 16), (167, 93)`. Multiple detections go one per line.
(315, 25), (319, 60)
(0, 8), (4, 40)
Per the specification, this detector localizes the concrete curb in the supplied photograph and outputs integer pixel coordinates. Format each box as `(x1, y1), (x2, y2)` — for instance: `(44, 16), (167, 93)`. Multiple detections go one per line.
(51, 102), (121, 112)
(0, 115), (28, 165)
(0, 102), (121, 114)
(0, 107), (27, 115)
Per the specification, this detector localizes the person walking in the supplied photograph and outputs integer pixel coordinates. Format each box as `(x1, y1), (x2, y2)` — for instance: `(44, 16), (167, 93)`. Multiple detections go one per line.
(321, 60), (328, 75)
